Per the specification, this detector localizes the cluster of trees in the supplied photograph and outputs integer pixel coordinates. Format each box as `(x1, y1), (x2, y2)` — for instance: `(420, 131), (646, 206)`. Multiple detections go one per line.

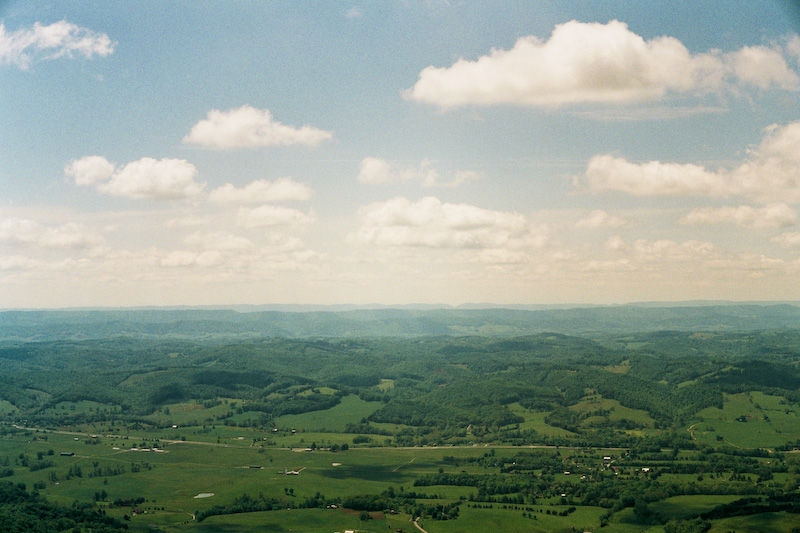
(197, 491), (331, 522)
(196, 492), (288, 521)
(242, 390), (343, 418)
(699, 495), (800, 520)
(0, 481), (126, 532)
(88, 464), (126, 478)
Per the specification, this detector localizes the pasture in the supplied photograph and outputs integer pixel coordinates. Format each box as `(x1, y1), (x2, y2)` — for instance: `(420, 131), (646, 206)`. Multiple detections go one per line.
(274, 395), (383, 431)
(693, 392), (800, 447)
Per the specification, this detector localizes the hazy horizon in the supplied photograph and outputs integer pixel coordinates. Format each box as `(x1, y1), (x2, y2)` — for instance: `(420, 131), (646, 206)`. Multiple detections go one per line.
(3, 1), (800, 308)
(4, 299), (800, 313)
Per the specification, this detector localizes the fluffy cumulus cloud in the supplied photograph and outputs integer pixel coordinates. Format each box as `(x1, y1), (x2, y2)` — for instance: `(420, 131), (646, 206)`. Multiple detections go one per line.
(576, 209), (630, 229)
(0, 217), (104, 249)
(209, 178), (313, 205)
(680, 204), (798, 229)
(183, 106), (333, 149)
(728, 45), (799, 90)
(730, 121), (800, 203)
(236, 205), (316, 229)
(580, 120), (800, 203)
(357, 157), (392, 185)
(67, 156), (204, 200)
(581, 155), (727, 196)
(64, 155), (115, 185)
(357, 157), (480, 187)
(348, 196), (547, 249)
(405, 20), (798, 108)
(0, 20), (114, 69)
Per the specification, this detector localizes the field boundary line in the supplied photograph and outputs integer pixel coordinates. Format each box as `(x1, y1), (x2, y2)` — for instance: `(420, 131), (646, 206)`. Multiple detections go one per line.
(393, 456), (416, 472)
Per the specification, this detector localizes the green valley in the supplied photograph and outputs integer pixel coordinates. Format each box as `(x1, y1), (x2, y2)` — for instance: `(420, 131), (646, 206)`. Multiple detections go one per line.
(2, 306), (800, 532)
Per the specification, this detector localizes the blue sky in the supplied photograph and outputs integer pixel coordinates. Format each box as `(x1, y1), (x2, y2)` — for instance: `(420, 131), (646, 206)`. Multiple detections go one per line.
(2, 1), (800, 308)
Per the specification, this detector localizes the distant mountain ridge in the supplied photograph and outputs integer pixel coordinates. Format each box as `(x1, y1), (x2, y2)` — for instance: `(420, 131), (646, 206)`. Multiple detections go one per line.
(2, 302), (800, 341)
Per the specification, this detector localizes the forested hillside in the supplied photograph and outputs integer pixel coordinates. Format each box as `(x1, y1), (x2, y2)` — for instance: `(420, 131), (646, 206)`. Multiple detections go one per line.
(3, 328), (800, 447)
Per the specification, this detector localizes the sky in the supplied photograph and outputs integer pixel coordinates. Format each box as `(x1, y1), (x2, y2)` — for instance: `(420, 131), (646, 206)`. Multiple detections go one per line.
(2, 1), (800, 308)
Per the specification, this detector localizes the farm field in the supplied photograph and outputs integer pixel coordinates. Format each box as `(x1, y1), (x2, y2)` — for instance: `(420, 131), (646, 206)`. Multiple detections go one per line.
(12, 423), (792, 533)
(274, 395), (384, 432)
(506, 403), (575, 437)
(692, 392), (800, 448)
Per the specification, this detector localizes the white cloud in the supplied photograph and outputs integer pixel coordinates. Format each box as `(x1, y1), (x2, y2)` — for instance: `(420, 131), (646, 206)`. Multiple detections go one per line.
(632, 239), (716, 261)
(237, 205), (316, 228)
(0, 255), (43, 271)
(680, 204), (798, 229)
(64, 156), (115, 185)
(730, 121), (800, 203)
(405, 20), (798, 109)
(357, 157), (481, 187)
(445, 170), (482, 188)
(348, 196), (547, 249)
(209, 178), (313, 205)
(62, 232), (323, 281)
(102, 158), (204, 199)
(68, 156), (204, 200)
(0, 217), (104, 249)
(704, 253), (787, 275)
(358, 157), (393, 184)
(771, 231), (800, 247)
(183, 106), (333, 149)
(0, 20), (114, 69)
(576, 209), (630, 228)
(581, 155), (727, 196)
(726, 45), (799, 90)
(786, 35), (800, 59)
(604, 235), (628, 251)
(580, 121), (800, 202)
